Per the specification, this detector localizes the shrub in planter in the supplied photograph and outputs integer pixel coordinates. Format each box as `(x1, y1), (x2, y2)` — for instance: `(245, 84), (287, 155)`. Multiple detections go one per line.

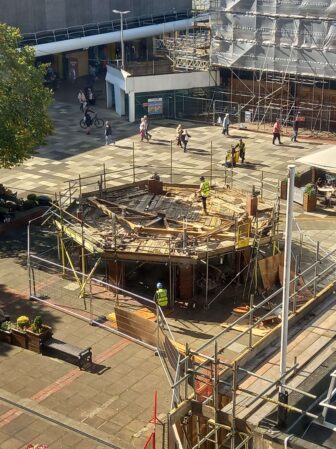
(22, 200), (37, 211)
(27, 193), (37, 202)
(17, 315), (30, 330)
(303, 184), (317, 212)
(27, 316), (52, 354)
(36, 195), (52, 207)
(0, 321), (12, 344)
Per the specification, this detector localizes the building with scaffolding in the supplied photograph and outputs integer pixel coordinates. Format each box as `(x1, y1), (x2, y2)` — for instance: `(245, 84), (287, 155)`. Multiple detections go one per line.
(209, 0), (336, 134)
(152, 0), (336, 134)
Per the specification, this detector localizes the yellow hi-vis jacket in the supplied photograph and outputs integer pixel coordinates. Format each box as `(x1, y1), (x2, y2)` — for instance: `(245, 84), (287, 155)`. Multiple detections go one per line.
(200, 180), (210, 197)
(155, 288), (168, 307)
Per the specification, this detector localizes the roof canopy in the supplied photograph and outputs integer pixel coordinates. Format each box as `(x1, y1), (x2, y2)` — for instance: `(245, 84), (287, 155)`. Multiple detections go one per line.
(297, 146), (336, 173)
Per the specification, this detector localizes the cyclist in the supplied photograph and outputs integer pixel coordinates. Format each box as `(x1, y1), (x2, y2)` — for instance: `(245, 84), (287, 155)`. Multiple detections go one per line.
(84, 106), (95, 135)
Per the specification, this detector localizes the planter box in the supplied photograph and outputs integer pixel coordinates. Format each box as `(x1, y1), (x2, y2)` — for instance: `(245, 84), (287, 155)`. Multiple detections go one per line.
(0, 329), (12, 344)
(26, 326), (53, 354)
(280, 181), (287, 200)
(11, 328), (28, 349)
(303, 194), (317, 212)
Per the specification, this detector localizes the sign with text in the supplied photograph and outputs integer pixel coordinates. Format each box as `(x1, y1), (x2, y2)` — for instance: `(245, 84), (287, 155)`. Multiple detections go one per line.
(148, 98), (163, 115)
(245, 110), (252, 123)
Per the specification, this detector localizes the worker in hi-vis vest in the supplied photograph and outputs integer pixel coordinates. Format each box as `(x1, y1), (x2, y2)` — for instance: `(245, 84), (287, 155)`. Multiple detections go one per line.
(198, 176), (210, 214)
(155, 282), (168, 308)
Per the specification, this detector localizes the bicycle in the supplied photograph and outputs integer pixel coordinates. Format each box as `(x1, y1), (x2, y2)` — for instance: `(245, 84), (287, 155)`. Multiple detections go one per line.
(80, 113), (104, 129)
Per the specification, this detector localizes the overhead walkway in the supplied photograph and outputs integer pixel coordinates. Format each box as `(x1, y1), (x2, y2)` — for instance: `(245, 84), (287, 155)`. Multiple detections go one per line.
(21, 10), (193, 46)
(20, 10), (209, 58)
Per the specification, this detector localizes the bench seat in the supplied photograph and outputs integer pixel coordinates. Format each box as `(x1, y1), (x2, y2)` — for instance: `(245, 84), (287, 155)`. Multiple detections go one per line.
(42, 338), (92, 369)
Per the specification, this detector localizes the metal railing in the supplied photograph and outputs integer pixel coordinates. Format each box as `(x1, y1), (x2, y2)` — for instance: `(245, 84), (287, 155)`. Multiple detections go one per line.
(61, 159), (280, 206)
(21, 10), (192, 46)
(28, 252), (181, 391)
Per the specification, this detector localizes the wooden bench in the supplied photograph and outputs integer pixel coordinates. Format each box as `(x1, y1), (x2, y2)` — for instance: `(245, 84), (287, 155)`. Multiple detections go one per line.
(42, 338), (92, 369)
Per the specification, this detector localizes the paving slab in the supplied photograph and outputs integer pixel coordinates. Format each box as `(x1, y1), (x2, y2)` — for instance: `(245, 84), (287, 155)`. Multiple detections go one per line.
(1, 81), (336, 448)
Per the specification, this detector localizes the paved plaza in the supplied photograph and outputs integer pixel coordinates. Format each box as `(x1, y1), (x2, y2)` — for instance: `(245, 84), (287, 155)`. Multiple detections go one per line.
(1, 81), (336, 449)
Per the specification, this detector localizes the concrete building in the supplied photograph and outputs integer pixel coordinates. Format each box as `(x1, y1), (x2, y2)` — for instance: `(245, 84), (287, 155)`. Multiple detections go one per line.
(0, 0), (191, 33)
(0, 0), (193, 98)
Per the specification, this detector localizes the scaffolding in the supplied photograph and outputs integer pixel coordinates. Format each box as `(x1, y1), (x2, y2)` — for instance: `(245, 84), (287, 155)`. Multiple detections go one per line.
(44, 161), (280, 313)
(168, 237), (336, 449)
(157, 0), (336, 134)
(27, 161), (336, 448)
(211, 0), (336, 134)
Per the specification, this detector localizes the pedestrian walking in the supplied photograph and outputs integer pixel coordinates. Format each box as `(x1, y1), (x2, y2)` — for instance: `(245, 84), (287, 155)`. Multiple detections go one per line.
(87, 88), (96, 106)
(272, 119), (282, 144)
(154, 282), (168, 309)
(143, 115), (152, 140)
(291, 115), (300, 142)
(176, 124), (183, 147)
(77, 89), (87, 112)
(198, 176), (210, 214)
(234, 138), (246, 163)
(181, 129), (191, 152)
(104, 121), (113, 145)
(222, 113), (230, 135)
(139, 117), (147, 142)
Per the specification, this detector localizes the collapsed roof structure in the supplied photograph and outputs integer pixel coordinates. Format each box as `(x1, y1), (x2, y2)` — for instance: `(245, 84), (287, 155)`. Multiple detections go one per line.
(52, 178), (279, 308)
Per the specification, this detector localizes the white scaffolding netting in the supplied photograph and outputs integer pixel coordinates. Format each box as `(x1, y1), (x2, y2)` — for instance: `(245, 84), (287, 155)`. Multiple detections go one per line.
(210, 0), (336, 78)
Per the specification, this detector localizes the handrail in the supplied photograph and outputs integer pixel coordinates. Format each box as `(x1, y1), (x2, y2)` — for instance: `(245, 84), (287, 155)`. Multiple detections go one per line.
(21, 10), (193, 46)
(30, 254), (155, 306)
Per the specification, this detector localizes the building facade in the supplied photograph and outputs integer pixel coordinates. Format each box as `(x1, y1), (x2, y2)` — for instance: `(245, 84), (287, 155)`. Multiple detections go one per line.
(0, 0), (192, 33)
(208, 0), (336, 132)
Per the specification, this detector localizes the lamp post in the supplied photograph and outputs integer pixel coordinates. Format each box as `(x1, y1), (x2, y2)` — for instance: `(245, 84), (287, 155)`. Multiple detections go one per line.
(112, 9), (130, 69)
(277, 164), (295, 429)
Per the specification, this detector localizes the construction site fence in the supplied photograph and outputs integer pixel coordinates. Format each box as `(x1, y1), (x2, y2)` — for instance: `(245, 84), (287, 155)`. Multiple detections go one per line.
(61, 161), (279, 206)
(134, 89), (336, 134)
(173, 240), (336, 404)
(28, 254), (176, 358)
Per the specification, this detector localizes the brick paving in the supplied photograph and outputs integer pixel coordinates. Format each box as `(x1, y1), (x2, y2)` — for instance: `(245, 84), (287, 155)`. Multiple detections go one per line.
(1, 80), (336, 448)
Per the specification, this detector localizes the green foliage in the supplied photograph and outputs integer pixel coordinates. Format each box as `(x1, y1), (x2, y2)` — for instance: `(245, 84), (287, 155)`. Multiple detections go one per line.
(22, 199), (36, 210)
(27, 193), (37, 201)
(0, 320), (11, 331)
(0, 24), (53, 168)
(31, 315), (43, 334)
(304, 183), (316, 197)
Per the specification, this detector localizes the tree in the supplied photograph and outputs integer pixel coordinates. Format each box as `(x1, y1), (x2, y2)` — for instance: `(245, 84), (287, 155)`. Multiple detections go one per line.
(0, 24), (53, 169)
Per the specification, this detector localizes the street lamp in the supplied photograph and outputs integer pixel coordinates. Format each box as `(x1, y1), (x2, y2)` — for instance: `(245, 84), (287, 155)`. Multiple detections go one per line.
(112, 9), (130, 69)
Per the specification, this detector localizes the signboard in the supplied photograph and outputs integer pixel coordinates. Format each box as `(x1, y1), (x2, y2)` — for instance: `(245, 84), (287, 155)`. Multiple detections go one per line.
(148, 98), (163, 115)
(244, 110), (252, 123)
(293, 186), (304, 205)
